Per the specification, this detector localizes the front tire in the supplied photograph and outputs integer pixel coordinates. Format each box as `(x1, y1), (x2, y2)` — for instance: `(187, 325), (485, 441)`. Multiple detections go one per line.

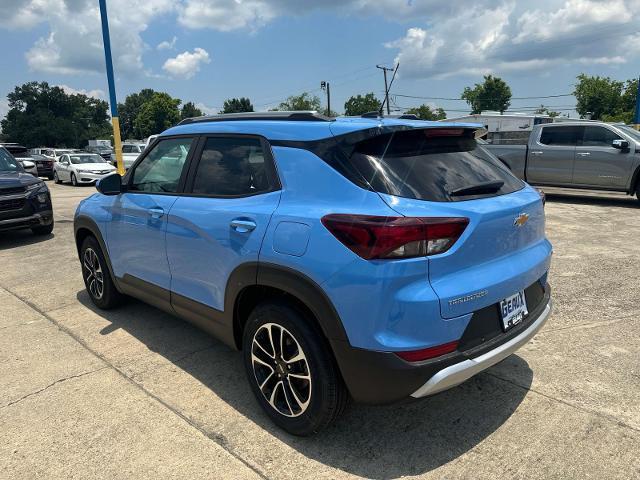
(80, 236), (124, 309)
(242, 301), (348, 436)
(53, 171), (61, 184)
(71, 173), (78, 186)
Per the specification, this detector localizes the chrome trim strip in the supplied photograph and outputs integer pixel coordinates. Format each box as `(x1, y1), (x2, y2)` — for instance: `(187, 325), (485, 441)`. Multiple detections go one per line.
(411, 299), (552, 398)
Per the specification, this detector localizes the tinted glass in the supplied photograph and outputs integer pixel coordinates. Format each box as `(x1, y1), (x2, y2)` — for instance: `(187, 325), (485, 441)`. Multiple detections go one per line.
(130, 137), (193, 193)
(539, 126), (581, 146)
(122, 145), (132, 153)
(348, 129), (524, 202)
(582, 126), (622, 147)
(0, 148), (21, 172)
(616, 125), (640, 141)
(192, 137), (273, 196)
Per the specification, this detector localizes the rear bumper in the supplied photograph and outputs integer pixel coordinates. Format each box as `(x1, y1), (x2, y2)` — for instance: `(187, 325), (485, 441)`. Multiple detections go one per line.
(332, 284), (551, 404)
(411, 298), (551, 397)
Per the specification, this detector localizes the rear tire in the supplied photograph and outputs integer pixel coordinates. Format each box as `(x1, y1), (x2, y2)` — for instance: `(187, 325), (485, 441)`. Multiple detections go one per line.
(80, 236), (124, 309)
(47, 174), (54, 181)
(53, 171), (61, 184)
(242, 300), (348, 436)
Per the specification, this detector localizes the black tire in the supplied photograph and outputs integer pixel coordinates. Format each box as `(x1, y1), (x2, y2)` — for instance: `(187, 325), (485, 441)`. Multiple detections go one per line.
(31, 220), (54, 236)
(53, 171), (61, 184)
(242, 301), (348, 436)
(635, 183), (640, 203)
(71, 173), (78, 186)
(80, 236), (124, 309)
(47, 174), (54, 181)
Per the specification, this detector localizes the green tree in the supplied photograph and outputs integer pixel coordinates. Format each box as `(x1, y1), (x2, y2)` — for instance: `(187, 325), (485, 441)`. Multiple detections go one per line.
(461, 75), (512, 114)
(133, 92), (181, 138)
(221, 97), (254, 114)
(405, 104), (447, 120)
(574, 74), (624, 120)
(180, 102), (203, 120)
(344, 93), (381, 116)
(534, 105), (561, 118)
(0, 81), (111, 148)
(118, 89), (156, 139)
(276, 92), (321, 111)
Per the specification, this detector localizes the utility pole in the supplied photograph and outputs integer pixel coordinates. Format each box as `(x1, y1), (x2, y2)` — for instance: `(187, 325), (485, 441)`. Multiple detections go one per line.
(98, 0), (124, 175)
(377, 65), (395, 115)
(321, 81), (331, 116)
(634, 76), (640, 131)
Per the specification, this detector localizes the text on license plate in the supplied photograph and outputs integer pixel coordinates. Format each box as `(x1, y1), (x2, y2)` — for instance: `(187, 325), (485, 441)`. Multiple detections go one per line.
(500, 290), (528, 331)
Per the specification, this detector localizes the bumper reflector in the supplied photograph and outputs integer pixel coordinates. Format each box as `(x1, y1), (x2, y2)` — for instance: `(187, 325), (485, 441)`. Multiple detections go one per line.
(395, 341), (459, 362)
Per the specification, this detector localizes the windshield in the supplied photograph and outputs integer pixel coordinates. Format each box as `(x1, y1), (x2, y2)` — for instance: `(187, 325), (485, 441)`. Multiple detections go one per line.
(349, 129), (524, 202)
(616, 125), (640, 142)
(69, 154), (105, 164)
(0, 148), (22, 173)
(6, 147), (30, 158)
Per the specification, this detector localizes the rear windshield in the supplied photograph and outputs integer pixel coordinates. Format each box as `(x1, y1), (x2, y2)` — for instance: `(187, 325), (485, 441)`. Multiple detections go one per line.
(349, 129), (524, 202)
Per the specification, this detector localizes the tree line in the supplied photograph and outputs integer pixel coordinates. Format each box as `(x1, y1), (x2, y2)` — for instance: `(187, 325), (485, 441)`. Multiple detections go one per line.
(1, 74), (637, 147)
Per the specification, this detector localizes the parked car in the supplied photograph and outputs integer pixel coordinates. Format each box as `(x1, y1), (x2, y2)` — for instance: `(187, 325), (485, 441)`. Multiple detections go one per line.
(29, 154), (55, 180)
(29, 147), (56, 159)
(54, 153), (116, 186)
(74, 112), (553, 436)
(1, 144), (39, 176)
(483, 122), (640, 201)
(111, 143), (145, 170)
(85, 145), (114, 162)
(0, 146), (54, 235)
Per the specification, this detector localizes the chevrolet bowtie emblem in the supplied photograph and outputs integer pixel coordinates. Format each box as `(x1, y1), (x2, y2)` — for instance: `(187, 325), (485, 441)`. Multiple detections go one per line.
(514, 213), (530, 227)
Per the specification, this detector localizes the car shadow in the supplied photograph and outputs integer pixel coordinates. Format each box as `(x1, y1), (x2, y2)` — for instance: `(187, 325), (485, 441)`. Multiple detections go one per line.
(77, 290), (532, 479)
(0, 229), (54, 250)
(544, 192), (638, 209)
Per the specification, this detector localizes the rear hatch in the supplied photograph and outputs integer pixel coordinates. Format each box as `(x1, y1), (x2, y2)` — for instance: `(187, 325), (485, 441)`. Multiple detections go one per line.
(346, 127), (551, 318)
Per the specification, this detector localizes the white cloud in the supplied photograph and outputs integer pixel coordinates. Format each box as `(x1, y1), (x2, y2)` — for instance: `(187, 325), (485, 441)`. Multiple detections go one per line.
(157, 36), (177, 50)
(195, 102), (218, 115)
(12, 0), (174, 75)
(57, 84), (105, 99)
(0, 98), (9, 123)
(162, 48), (211, 79)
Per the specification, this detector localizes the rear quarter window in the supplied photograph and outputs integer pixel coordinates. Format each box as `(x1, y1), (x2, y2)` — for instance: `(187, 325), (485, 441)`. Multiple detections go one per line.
(349, 129), (524, 202)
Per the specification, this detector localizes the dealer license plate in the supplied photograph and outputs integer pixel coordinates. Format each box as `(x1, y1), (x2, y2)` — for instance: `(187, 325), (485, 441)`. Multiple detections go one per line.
(500, 290), (528, 331)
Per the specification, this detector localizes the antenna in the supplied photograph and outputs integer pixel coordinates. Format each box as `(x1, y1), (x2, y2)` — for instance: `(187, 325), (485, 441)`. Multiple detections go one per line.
(378, 63), (399, 117)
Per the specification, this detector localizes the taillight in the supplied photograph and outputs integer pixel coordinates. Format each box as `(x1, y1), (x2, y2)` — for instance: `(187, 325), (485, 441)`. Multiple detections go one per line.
(394, 341), (459, 362)
(321, 214), (469, 260)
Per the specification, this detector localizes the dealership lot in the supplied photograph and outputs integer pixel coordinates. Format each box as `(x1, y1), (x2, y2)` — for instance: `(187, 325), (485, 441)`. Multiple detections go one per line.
(1, 183), (639, 479)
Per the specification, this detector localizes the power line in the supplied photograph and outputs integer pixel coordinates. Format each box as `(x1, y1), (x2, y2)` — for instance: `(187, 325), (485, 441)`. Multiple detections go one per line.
(392, 93), (575, 102)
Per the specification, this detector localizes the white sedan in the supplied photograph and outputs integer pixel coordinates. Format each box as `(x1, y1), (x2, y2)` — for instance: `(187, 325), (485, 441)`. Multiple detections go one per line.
(53, 153), (117, 186)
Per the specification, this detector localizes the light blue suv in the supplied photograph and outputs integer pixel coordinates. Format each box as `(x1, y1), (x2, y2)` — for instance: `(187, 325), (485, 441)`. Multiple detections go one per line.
(74, 112), (553, 436)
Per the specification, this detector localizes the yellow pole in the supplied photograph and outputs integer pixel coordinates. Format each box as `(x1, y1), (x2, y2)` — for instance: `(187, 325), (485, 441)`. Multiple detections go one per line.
(112, 116), (125, 175)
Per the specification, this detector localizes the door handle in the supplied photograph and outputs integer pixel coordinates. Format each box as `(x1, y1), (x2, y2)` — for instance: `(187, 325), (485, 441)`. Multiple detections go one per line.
(576, 152), (591, 156)
(148, 207), (165, 219)
(230, 219), (257, 233)
(530, 151), (543, 156)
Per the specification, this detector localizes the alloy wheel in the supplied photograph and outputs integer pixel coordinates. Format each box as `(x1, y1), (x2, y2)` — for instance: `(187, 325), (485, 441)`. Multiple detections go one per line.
(251, 322), (312, 418)
(83, 247), (104, 300)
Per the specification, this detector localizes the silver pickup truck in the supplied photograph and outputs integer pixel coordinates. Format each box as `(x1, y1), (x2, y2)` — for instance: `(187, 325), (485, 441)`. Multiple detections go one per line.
(484, 122), (640, 201)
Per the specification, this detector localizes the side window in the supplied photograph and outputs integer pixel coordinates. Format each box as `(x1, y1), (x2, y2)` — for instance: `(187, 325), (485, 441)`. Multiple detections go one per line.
(122, 145), (132, 153)
(582, 126), (622, 147)
(539, 126), (581, 146)
(192, 137), (276, 196)
(130, 137), (193, 193)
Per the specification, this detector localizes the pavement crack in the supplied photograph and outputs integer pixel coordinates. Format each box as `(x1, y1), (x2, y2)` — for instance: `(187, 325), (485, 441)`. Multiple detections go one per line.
(484, 371), (640, 433)
(1, 367), (107, 409)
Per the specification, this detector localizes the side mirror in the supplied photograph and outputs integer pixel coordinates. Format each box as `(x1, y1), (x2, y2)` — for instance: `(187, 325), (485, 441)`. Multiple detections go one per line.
(612, 139), (629, 150)
(96, 173), (122, 195)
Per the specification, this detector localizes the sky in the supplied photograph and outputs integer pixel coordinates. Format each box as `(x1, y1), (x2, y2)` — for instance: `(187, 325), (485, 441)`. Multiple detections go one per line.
(0, 0), (639, 122)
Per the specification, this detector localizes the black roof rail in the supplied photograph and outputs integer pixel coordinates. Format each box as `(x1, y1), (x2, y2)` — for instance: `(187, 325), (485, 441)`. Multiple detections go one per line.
(178, 111), (333, 126)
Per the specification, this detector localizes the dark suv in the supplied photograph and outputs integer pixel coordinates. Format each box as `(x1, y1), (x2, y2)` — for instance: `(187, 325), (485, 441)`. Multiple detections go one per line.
(0, 146), (54, 235)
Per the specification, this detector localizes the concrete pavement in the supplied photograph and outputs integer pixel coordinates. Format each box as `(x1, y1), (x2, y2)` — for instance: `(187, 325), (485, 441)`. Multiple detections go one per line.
(0, 182), (639, 479)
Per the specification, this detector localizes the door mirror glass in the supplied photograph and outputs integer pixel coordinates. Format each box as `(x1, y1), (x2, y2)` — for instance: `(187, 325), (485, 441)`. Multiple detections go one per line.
(96, 173), (122, 195)
(612, 139), (629, 150)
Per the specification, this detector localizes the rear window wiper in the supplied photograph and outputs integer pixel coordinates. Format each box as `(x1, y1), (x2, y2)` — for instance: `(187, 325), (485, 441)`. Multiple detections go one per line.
(449, 180), (504, 197)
